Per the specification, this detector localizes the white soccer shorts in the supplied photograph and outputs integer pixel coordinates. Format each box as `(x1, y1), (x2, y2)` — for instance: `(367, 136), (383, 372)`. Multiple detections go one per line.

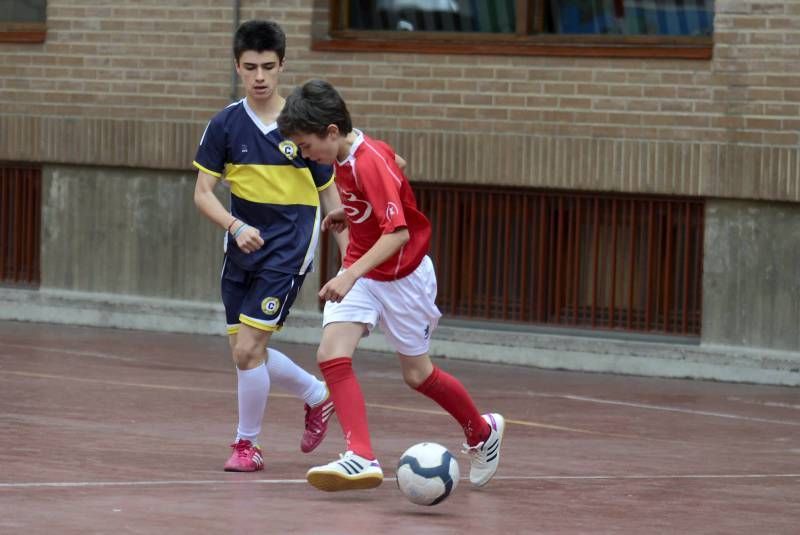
(323, 255), (442, 356)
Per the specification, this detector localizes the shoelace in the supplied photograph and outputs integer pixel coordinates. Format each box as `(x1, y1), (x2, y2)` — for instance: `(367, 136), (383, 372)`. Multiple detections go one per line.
(304, 405), (321, 434)
(305, 401), (331, 434)
(231, 440), (254, 458)
(461, 440), (487, 463)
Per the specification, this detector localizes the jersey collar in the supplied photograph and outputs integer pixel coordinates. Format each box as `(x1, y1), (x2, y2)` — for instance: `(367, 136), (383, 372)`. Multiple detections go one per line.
(242, 98), (278, 136)
(337, 128), (364, 166)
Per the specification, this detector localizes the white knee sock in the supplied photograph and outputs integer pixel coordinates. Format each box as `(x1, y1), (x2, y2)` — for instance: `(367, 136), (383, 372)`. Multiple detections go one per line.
(266, 348), (328, 407)
(235, 362), (269, 444)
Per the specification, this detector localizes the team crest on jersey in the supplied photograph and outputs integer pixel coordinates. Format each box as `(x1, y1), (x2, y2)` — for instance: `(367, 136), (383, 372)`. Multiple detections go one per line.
(261, 297), (281, 316)
(386, 202), (399, 220)
(342, 191), (373, 224)
(278, 140), (298, 160)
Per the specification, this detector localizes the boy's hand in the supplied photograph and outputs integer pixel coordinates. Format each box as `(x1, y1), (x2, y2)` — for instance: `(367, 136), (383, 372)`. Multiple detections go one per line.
(319, 270), (357, 302)
(321, 207), (348, 233)
(236, 225), (265, 253)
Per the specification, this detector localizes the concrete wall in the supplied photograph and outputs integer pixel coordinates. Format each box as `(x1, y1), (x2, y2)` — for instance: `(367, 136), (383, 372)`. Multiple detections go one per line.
(39, 163), (323, 315)
(36, 166), (800, 354)
(42, 165), (220, 301)
(703, 199), (800, 351)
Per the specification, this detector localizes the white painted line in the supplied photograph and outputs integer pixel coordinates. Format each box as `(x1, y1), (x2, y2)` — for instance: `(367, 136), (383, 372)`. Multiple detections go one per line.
(728, 396), (800, 411)
(0, 370), (296, 400)
(0, 370), (236, 395)
(491, 474), (800, 481)
(0, 343), (140, 362)
(0, 343), (223, 373)
(529, 393), (800, 427)
(0, 479), (310, 489)
(2, 473), (799, 489)
(0, 370), (629, 439)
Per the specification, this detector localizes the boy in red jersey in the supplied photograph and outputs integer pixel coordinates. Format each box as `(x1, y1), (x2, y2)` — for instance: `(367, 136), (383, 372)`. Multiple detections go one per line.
(277, 79), (505, 492)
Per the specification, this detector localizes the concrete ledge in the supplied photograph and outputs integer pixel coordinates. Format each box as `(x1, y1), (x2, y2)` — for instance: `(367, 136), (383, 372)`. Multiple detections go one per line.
(2, 288), (799, 386)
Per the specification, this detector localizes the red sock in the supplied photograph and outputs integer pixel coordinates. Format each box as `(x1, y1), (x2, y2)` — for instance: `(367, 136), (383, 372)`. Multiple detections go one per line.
(319, 357), (375, 460)
(415, 366), (490, 447)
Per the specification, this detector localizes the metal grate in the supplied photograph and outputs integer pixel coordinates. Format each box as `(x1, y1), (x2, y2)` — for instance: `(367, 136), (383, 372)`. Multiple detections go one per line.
(321, 184), (704, 337)
(0, 164), (42, 287)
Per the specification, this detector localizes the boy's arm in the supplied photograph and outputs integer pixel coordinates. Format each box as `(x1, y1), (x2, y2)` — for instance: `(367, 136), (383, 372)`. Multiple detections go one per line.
(318, 184), (349, 260)
(318, 228), (409, 303)
(193, 170), (264, 254)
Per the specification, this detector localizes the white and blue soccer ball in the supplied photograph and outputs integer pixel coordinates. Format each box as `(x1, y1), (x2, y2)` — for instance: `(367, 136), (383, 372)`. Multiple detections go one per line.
(396, 442), (459, 506)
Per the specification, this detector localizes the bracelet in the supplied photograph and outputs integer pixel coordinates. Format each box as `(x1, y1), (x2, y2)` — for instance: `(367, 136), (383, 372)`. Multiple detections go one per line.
(227, 218), (239, 233)
(232, 223), (248, 239)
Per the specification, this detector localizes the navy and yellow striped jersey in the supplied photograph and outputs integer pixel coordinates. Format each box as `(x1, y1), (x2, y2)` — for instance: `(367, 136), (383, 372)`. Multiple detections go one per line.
(193, 98), (334, 275)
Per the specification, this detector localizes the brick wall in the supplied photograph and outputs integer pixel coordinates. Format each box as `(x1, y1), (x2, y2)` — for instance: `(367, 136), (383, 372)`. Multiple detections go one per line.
(0, 0), (798, 200)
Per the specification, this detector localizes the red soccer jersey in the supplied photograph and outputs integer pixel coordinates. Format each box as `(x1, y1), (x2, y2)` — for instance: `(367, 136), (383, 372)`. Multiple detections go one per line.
(333, 130), (432, 281)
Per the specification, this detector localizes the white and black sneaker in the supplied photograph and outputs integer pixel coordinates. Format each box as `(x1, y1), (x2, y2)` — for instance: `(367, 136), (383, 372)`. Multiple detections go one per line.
(306, 451), (383, 491)
(462, 413), (505, 486)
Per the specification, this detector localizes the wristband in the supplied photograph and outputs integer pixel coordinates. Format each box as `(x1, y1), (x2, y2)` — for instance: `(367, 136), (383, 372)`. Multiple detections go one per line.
(227, 218), (239, 233)
(232, 223), (248, 239)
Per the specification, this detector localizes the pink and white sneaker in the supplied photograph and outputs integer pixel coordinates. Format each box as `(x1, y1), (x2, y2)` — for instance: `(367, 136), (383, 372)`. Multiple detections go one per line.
(301, 394), (335, 453)
(223, 439), (264, 472)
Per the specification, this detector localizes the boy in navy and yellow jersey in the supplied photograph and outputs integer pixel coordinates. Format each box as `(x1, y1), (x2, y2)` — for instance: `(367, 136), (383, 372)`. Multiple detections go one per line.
(193, 21), (346, 472)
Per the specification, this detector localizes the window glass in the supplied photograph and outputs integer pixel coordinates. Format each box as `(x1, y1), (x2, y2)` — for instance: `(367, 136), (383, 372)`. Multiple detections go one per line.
(347, 0), (517, 33)
(0, 0), (46, 23)
(545, 0), (714, 36)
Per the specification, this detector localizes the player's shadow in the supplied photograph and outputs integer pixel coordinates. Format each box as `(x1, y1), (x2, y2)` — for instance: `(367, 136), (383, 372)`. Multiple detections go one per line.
(397, 509), (453, 517)
(310, 494), (381, 504)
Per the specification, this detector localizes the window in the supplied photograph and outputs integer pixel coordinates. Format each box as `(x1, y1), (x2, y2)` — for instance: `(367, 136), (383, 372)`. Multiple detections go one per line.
(320, 185), (704, 337)
(317, 1), (713, 59)
(0, 0), (46, 43)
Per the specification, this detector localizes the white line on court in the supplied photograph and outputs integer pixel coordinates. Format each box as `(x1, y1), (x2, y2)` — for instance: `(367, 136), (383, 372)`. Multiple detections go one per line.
(2, 474), (799, 489)
(0, 343), (140, 362)
(727, 396), (800, 411)
(0, 370), (238, 395)
(6, 343), (795, 427)
(527, 392), (800, 427)
(0, 369), (633, 438)
(491, 474), (800, 480)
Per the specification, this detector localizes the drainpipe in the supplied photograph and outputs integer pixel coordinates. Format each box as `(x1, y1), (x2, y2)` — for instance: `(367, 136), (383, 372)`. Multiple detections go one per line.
(230, 0), (241, 102)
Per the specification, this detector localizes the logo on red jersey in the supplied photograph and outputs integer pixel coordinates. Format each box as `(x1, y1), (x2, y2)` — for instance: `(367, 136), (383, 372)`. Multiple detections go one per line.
(386, 202), (399, 221)
(342, 191), (372, 224)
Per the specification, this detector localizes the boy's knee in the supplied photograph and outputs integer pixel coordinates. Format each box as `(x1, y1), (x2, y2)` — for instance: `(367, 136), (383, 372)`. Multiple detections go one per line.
(316, 346), (337, 364)
(403, 369), (426, 389)
(233, 343), (264, 370)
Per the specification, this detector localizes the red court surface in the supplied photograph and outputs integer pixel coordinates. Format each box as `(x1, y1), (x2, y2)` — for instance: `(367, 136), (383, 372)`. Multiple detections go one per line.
(1, 320), (799, 534)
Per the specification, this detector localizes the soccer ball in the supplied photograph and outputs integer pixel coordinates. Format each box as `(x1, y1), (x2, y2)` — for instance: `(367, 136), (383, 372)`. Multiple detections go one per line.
(396, 442), (459, 506)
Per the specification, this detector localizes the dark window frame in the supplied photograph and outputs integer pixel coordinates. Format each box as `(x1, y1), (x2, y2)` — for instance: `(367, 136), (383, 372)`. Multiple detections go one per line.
(315, 1), (712, 60)
(0, 22), (46, 43)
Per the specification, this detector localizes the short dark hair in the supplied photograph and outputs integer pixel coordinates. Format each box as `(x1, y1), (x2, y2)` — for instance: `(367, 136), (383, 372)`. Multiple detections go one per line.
(233, 20), (286, 63)
(278, 80), (353, 138)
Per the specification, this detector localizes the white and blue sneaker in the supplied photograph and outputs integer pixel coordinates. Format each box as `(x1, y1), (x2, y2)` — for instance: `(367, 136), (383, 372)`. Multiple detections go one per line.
(462, 413), (505, 486)
(306, 451), (383, 491)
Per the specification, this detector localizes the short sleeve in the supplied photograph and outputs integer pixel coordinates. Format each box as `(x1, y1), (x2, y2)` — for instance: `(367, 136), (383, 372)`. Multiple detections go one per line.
(193, 115), (227, 178)
(356, 153), (407, 234)
(308, 160), (335, 191)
